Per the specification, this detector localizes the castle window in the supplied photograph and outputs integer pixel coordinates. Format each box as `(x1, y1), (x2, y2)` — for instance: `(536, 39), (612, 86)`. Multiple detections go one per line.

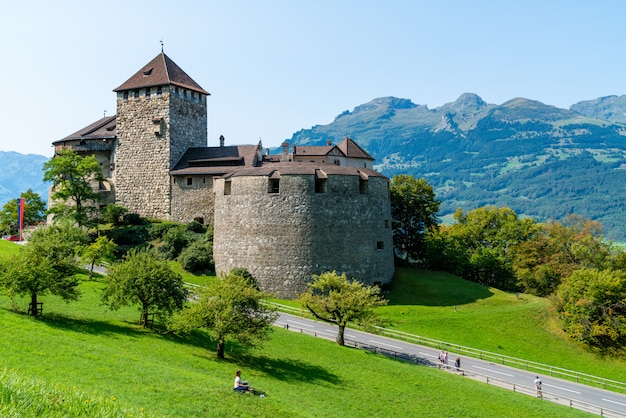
(133, 89), (139, 99)
(157, 86), (162, 97)
(385, 219), (390, 228)
(183, 90), (188, 100)
(123, 91), (129, 101)
(377, 241), (385, 250)
(224, 180), (231, 195)
(268, 178), (280, 194)
(175, 87), (179, 98)
(191, 92), (195, 101)
(359, 178), (368, 194)
(315, 177), (327, 193)
(187, 177), (193, 186)
(145, 88), (151, 98)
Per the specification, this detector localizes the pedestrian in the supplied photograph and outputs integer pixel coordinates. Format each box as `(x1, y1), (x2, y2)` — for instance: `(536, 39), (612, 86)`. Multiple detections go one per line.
(439, 351), (445, 368)
(444, 351), (449, 366)
(454, 357), (461, 373)
(534, 376), (542, 398)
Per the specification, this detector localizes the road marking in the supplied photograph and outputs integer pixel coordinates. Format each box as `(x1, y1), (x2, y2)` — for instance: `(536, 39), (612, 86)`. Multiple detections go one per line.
(369, 339), (403, 350)
(543, 383), (580, 394)
(603, 399), (626, 407)
(419, 352), (438, 358)
(472, 366), (514, 377)
(288, 320), (314, 328)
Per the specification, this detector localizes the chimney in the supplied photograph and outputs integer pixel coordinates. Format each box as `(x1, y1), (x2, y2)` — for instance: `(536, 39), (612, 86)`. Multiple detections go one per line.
(219, 135), (225, 147)
(281, 142), (290, 162)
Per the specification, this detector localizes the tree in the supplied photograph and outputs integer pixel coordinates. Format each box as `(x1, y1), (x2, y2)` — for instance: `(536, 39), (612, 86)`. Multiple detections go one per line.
(0, 223), (87, 316)
(43, 149), (104, 226)
(170, 269), (277, 359)
(390, 175), (440, 262)
(0, 189), (47, 235)
(101, 249), (187, 327)
(80, 235), (117, 280)
(298, 271), (387, 346)
(447, 206), (540, 290)
(552, 268), (626, 349)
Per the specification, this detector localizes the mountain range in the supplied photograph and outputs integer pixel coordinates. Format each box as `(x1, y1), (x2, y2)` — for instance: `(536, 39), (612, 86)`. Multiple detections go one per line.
(287, 94), (626, 241)
(0, 151), (49, 210)
(4, 93), (626, 240)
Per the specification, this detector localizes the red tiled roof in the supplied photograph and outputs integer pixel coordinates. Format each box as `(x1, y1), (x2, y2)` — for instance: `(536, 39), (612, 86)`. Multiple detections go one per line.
(113, 53), (209, 95)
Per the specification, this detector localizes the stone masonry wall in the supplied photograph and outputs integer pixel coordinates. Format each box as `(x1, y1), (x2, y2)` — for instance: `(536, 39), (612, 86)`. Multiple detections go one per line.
(170, 175), (215, 224)
(114, 87), (207, 220)
(213, 173), (394, 298)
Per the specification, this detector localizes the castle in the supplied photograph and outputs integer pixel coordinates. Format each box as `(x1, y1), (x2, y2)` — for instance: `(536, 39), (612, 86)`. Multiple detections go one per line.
(52, 52), (394, 298)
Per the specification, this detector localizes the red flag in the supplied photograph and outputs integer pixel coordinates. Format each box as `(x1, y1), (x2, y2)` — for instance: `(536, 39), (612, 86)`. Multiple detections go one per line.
(17, 198), (24, 241)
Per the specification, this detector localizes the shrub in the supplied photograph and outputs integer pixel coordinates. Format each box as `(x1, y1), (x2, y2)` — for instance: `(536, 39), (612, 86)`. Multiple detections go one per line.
(178, 241), (214, 273)
(186, 220), (206, 233)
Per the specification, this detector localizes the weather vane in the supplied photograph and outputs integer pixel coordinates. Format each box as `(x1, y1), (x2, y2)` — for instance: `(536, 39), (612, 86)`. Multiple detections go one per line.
(160, 38), (164, 53)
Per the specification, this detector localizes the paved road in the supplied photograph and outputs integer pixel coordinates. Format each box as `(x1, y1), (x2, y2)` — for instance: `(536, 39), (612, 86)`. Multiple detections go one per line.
(276, 312), (626, 417)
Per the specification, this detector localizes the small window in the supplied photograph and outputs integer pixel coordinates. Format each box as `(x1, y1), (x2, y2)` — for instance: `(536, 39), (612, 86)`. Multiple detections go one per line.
(187, 177), (193, 186)
(191, 92), (196, 101)
(268, 178), (280, 194)
(359, 178), (368, 194)
(145, 88), (151, 98)
(183, 90), (188, 100)
(315, 177), (327, 193)
(377, 241), (385, 250)
(175, 87), (180, 98)
(384, 220), (390, 228)
(224, 180), (231, 195)
(133, 89), (139, 99)
(123, 91), (129, 101)
(157, 86), (162, 97)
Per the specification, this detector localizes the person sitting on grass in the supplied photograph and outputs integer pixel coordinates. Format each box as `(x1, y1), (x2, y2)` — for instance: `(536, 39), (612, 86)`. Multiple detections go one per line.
(234, 370), (251, 392)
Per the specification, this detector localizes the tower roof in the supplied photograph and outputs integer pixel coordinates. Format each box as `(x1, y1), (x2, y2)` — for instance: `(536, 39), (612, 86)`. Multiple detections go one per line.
(113, 52), (210, 95)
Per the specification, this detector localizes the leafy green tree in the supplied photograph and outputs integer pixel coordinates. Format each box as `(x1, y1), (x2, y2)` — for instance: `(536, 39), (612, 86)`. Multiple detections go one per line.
(80, 235), (117, 280)
(447, 206), (539, 290)
(101, 249), (187, 327)
(513, 215), (613, 296)
(43, 149), (104, 226)
(390, 175), (440, 262)
(298, 271), (387, 346)
(0, 189), (47, 235)
(0, 223), (87, 316)
(101, 204), (128, 226)
(170, 269), (277, 359)
(553, 268), (626, 349)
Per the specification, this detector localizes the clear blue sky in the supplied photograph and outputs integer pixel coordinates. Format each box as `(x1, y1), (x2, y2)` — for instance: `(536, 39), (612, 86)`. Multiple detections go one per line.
(1, 0), (624, 157)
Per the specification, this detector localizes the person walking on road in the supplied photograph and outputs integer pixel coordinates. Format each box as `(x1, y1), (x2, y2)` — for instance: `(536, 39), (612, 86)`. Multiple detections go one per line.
(534, 376), (542, 398)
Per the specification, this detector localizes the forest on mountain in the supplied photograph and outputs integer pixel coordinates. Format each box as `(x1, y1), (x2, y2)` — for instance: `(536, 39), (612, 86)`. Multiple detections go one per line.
(288, 94), (626, 241)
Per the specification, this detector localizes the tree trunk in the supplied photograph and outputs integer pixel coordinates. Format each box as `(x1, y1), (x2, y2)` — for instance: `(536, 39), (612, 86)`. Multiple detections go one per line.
(140, 304), (149, 328)
(216, 338), (225, 359)
(336, 325), (345, 346)
(89, 261), (95, 280)
(30, 292), (39, 317)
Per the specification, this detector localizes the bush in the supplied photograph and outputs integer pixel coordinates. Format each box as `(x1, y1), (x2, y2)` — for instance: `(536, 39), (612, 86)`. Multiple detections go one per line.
(178, 241), (214, 273)
(108, 225), (150, 246)
(159, 226), (199, 260)
(186, 220), (206, 233)
(102, 204), (128, 226)
(148, 222), (181, 240)
(123, 213), (144, 226)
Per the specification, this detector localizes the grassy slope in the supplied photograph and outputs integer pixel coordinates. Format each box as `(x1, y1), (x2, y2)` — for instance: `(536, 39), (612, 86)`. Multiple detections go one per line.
(0, 241), (588, 417)
(381, 266), (626, 381)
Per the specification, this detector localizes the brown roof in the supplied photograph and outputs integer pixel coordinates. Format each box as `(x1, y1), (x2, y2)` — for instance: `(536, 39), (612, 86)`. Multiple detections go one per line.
(113, 53), (210, 95)
(336, 137), (374, 160)
(171, 145), (260, 176)
(53, 116), (117, 144)
(293, 145), (334, 157)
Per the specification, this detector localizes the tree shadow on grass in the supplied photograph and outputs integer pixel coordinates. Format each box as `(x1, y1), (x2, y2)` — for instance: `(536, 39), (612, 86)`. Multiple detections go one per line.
(386, 266), (494, 307)
(20, 310), (150, 339)
(226, 352), (341, 387)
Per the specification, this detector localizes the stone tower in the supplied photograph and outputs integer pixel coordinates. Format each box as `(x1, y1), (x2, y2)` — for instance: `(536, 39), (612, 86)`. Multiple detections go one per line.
(112, 53), (210, 220)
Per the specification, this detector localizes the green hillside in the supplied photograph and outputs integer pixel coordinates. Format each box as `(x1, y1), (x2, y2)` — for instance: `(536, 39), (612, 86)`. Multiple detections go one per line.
(0, 240), (593, 417)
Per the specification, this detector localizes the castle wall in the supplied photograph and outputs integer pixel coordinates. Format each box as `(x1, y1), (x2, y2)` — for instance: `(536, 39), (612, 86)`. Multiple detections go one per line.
(113, 87), (207, 220)
(213, 173), (394, 298)
(170, 175), (215, 224)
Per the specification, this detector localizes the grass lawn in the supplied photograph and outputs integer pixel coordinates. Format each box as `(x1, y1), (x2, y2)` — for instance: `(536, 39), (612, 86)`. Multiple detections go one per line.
(380, 266), (626, 383)
(0, 239), (587, 417)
